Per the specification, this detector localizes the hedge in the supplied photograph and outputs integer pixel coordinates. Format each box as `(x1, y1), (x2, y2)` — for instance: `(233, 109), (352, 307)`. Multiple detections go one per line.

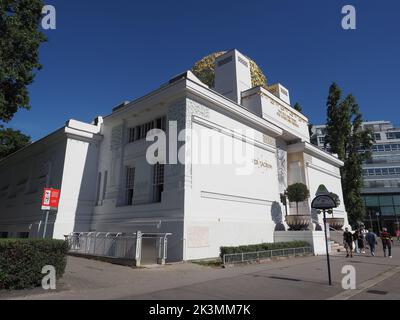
(220, 241), (310, 258)
(0, 239), (69, 290)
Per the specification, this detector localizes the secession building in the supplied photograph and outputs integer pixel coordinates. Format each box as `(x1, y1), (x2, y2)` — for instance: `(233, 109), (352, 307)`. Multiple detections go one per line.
(0, 50), (349, 261)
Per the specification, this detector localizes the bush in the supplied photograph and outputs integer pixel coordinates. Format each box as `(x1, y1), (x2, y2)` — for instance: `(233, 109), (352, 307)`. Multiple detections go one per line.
(0, 239), (69, 290)
(220, 241), (310, 258)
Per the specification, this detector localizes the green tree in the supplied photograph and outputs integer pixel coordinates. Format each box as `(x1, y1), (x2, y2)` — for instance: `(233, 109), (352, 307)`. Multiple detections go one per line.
(0, 126), (31, 159)
(293, 102), (302, 113)
(0, 0), (46, 123)
(286, 183), (310, 215)
(324, 83), (373, 226)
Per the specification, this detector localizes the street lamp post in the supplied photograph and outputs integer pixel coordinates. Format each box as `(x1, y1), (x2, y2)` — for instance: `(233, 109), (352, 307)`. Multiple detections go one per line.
(322, 209), (332, 286)
(376, 211), (381, 233)
(311, 191), (337, 286)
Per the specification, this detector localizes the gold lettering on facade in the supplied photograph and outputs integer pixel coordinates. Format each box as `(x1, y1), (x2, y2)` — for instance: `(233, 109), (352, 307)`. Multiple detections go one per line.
(276, 105), (302, 128)
(253, 159), (273, 170)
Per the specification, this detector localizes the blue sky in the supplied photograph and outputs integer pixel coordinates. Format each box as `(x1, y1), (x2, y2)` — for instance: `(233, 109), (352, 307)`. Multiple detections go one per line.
(8, 0), (400, 141)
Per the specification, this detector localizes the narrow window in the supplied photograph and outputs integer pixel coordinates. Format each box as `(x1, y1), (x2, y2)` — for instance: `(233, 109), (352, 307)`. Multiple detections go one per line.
(102, 171), (108, 200)
(125, 167), (135, 206)
(128, 128), (135, 143)
(153, 163), (165, 203)
(95, 172), (102, 205)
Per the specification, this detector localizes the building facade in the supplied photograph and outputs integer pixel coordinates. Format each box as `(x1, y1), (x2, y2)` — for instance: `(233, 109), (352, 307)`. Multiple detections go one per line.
(0, 50), (349, 261)
(311, 121), (400, 234)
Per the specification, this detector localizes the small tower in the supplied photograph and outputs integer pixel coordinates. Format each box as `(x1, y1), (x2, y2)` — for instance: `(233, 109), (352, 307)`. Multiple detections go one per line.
(214, 49), (252, 104)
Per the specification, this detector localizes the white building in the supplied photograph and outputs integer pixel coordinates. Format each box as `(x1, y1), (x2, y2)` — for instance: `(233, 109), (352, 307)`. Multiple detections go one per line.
(0, 50), (349, 261)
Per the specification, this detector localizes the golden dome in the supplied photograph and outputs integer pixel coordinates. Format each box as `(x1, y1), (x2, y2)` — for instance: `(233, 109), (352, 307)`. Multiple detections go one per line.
(192, 51), (268, 89)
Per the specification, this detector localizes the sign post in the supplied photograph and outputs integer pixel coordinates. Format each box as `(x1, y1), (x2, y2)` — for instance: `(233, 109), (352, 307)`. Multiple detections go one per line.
(41, 188), (60, 239)
(311, 192), (336, 286)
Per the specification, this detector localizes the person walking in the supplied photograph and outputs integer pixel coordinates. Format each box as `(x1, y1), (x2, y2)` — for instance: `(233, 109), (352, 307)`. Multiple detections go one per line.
(343, 227), (354, 258)
(380, 228), (393, 258)
(365, 230), (378, 256)
(358, 229), (366, 254)
(353, 229), (360, 254)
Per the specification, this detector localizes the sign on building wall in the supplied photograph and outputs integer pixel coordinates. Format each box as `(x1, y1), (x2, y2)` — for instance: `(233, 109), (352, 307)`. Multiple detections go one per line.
(41, 188), (60, 211)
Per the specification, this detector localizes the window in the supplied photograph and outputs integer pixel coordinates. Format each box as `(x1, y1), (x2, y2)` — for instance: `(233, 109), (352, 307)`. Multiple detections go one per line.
(368, 169), (375, 176)
(377, 145), (384, 152)
(153, 163), (165, 203)
(374, 133), (381, 141)
(379, 195), (393, 206)
(384, 145), (391, 151)
(95, 172), (102, 205)
(125, 167), (135, 206)
(128, 128), (135, 143)
(318, 137), (325, 145)
(0, 232), (8, 239)
(364, 196), (379, 206)
(127, 116), (166, 143)
(386, 132), (400, 140)
(102, 171), (108, 200)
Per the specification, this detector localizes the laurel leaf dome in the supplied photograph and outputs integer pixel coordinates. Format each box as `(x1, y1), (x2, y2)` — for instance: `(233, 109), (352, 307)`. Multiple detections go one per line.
(192, 51), (268, 89)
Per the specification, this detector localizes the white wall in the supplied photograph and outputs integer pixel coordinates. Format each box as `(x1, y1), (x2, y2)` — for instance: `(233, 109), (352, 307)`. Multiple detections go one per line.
(0, 133), (67, 238)
(183, 98), (281, 260)
(305, 155), (349, 228)
(274, 231), (330, 255)
(53, 137), (100, 239)
(89, 101), (186, 262)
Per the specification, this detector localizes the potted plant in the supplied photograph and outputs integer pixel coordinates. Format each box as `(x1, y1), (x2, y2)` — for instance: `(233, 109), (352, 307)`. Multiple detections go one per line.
(285, 183), (311, 231)
(325, 192), (345, 230)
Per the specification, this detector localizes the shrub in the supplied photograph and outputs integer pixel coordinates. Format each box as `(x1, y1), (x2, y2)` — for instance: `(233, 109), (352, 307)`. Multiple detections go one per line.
(0, 239), (69, 290)
(220, 241), (310, 258)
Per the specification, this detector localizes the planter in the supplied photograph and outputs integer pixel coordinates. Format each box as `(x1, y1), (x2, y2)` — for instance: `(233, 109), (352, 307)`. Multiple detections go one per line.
(325, 218), (345, 230)
(285, 215), (311, 231)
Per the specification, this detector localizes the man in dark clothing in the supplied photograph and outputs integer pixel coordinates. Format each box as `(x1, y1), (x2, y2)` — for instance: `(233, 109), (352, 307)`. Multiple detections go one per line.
(343, 228), (353, 258)
(365, 230), (378, 256)
(380, 228), (393, 258)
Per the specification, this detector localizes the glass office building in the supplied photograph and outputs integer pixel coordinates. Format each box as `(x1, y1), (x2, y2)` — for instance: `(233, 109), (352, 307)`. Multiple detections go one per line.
(311, 121), (400, 234)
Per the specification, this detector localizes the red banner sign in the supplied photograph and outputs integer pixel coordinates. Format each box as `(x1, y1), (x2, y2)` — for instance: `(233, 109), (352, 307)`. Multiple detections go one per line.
(41, 188), (60, 211)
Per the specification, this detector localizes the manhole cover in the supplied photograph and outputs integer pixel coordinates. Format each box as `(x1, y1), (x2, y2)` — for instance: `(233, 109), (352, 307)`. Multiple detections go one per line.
(367, 290), (388, 295)
(269, 276), (302, 282)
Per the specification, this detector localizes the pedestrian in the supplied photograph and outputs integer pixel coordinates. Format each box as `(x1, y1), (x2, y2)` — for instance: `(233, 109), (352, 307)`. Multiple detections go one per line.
(380, 228), (393, 258)
(343, 227), (354, 258)
(358, 229), (366, 254)
(353, 229), (359, 254)
(365, 230), (378, 257)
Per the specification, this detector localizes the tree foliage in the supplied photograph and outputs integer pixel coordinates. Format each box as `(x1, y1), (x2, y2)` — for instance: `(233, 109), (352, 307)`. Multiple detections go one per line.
(293, 102), (302, 113)
(286, 183), (310, 215)
(324, 83), (374, 226)
(0, 126), (31, 159)
(0, 0), (46, 123)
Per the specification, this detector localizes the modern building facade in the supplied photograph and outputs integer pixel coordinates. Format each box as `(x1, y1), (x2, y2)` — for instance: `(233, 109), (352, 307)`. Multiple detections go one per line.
(311, 121), (400, 234)
(0, 50), (349, 260)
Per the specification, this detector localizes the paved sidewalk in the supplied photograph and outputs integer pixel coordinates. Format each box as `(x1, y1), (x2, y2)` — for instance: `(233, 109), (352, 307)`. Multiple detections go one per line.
(2, 245), (399, 300)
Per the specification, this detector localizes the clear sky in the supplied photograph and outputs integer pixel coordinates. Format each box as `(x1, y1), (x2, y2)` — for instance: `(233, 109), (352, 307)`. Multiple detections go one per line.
(9, 0), (400, 141)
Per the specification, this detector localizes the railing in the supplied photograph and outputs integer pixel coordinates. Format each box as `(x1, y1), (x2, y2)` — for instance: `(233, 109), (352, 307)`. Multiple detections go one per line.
(66, 231), (172, 266)
(222, 247), (312, 266)
(67, 232), (138, 259)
